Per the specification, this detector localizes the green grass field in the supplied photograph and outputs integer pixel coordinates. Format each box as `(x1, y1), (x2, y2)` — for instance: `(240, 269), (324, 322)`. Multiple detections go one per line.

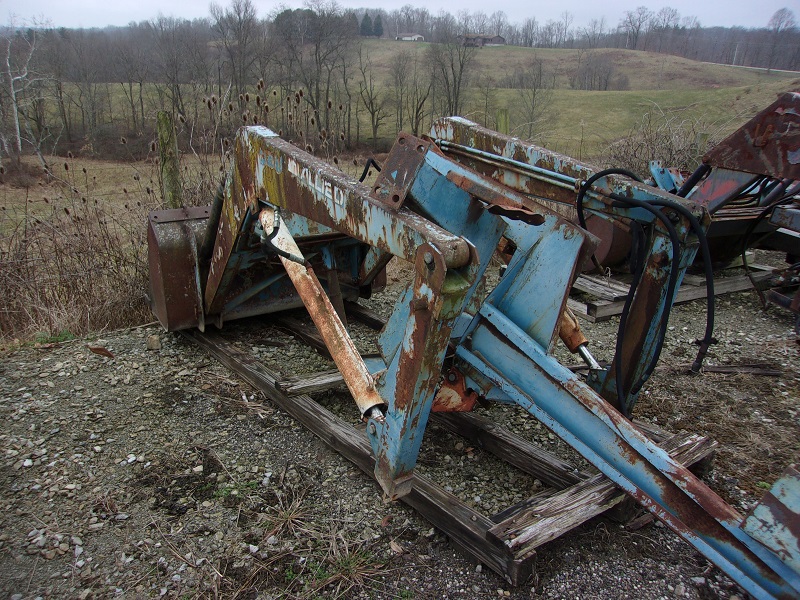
(355, 40), (799, 158)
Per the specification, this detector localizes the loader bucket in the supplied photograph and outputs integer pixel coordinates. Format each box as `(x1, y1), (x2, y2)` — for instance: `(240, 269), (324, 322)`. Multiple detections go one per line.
(147, 206), (210, 332)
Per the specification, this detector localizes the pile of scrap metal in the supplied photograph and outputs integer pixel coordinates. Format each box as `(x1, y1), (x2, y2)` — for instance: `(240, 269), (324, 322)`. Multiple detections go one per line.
(148, 92), (800, 598)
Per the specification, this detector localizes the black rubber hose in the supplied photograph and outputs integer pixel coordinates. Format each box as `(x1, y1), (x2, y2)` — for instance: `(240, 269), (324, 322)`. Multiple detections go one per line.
(578, 167), (717, 383)
(358, 157), (382, 183)
(608, 193), (682, 415)
(576, 167), (643, 230)
(644, 198), (716, 373)
(676, 164), (711, 198)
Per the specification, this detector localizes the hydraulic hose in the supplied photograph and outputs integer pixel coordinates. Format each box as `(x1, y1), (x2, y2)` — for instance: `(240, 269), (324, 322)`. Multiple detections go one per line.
(577, 167), (716, 410)
(358, 157), (382, 183)
(675, 163), (711, 198)
(607, 193), (681, 415)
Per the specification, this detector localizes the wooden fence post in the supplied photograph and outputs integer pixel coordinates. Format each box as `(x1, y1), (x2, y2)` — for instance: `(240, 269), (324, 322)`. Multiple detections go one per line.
(496, 108), (510, 135)
(157, 111), (182, 209)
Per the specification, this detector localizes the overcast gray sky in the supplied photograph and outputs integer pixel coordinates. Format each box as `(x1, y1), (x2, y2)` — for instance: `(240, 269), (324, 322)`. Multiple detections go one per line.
(3, 0), (792, 30)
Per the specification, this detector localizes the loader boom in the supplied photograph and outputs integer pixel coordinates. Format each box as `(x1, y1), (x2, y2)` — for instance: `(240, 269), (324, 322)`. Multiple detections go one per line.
(148, 115), (800, 598)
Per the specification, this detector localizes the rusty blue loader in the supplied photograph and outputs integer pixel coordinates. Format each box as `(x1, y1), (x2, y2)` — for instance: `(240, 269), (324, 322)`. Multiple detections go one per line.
(148, 96), (800, 599)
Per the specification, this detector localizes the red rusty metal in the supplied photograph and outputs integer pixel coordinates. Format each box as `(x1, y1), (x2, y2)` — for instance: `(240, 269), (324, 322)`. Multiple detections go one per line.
(557, 307), (588, 354)
(432, 368), (480, 412)
(703, 92), (800, 180)
(743, 466), (800, 573)
(446, 171), (546, 226)
(391, 243), (448, 411)
(147, 206), (210, 331)
(475, 324), (790, 595)
(371, 133), (430, 210)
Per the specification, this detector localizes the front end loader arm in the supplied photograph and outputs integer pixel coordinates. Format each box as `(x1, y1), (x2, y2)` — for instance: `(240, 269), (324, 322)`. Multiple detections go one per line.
(148, 124), (800, 598)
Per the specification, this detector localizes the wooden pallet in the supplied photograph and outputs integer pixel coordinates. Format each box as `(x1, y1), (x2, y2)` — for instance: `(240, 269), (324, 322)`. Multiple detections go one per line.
(568, 264), (775, 323)
(183, 310), (718, 585)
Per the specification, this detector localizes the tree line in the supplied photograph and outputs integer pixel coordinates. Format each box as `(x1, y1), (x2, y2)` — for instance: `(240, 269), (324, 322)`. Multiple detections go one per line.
(0, 0), (797, 168)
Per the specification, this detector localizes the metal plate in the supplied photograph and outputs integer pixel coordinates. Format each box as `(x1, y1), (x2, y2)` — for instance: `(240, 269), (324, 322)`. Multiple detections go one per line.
(147, 206), (209, 331)
(703, 92), (800, 179)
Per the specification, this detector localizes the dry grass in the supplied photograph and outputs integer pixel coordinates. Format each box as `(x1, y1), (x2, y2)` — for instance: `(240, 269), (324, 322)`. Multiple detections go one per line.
(0, 154), (186, 342)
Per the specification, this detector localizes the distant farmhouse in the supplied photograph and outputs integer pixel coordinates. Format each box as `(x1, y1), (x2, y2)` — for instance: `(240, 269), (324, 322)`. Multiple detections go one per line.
(396, 33), (424, 41)
(461, 34), (506, 47)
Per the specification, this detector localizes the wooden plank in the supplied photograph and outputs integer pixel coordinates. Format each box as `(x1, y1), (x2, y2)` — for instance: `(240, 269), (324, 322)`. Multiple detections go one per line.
(566, 298), (596, 323)
(344, 301), (387, 330)
(580, 271), (774, 322)
(432, 412), (588, 489)
(278, 367), (590, 490)
(487, 419), (681, 525)
(572, 275), (630, 301)
(184, 329), (531, 584)
(278, 369), (345, 395)
(487, 433), (718, 560)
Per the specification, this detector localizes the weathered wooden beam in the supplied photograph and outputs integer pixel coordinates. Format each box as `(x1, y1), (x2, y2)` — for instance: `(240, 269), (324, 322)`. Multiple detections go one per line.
(431, 412), (587, 489)
(277, 369), (345, 395)
(571, 274), (630, 301)
(571, 270), (774, 322)
(157, 110), (183, 209)
(487, 433), (718, 561)
(344, 300), (387, 330)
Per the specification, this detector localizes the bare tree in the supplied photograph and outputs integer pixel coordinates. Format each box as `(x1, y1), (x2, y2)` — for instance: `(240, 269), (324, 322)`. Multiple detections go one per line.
(513, 55), (553, 140)
(539, 20), (558, 48)
(426, 33), (477, 117)
(489, 11), (508, 37)
(519, 18), (538, 47)
(649, 7), (680, 52)
(38, 29), (73, 144)
(0, 25), (39, 164)
(270, 3), (357, 140)
(473, 75), (497, 128)
(580, 18), (606, 49)
(113, 25), (152, 134)
(558, 11), (574, 47)
(620, 6), (652, 49)
(357, 44), (389, 148)
(403, 50), (431, 136)
(471, 11), (489, 34)
(210, 0), (263, 105)
(767, 8), (797, 72)
(63, 29), (112, 141)
(389, 50), (410, 131)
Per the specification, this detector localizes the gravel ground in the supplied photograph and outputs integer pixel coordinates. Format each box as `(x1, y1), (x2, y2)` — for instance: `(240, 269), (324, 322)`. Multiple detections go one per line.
(1, 257), (798, 599)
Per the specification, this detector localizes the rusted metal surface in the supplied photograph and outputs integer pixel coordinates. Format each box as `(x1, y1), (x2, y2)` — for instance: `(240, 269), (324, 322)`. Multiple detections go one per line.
(558, 307), (588, 353)
(258, 208), (384, 419)
(149, 121), (800, 597)
(147, 206), (210, 331)
(686, 168), (760, 214)
(743, 466), (800, 575)
(371, 133), (430, 210)
(370, 244), (456, 499)
(432, 368), (480, 412)
(460, 307), (795, 598)
(770, 203), (800, 232)
(431, 117), (689, 211)
(234, 127), (470, 269)
(446, 172), (546, 225)
(703, 92), (800, 180)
